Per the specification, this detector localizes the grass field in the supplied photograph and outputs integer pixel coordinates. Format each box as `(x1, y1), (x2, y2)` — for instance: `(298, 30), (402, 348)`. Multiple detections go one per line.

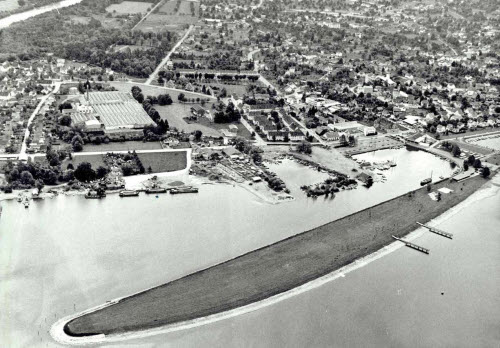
(156, 103), (221, 137)
(64, 174), (489, 336)
(204, 83), (249, 98)
(106, 1), (153, 14)
(61, 154), (106, 170)
(186, 117), (253, 139)
(137, 151), (187, 173)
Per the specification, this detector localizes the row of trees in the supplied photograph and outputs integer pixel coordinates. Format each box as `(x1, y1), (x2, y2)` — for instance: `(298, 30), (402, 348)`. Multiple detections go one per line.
(131, 86), (169, 139)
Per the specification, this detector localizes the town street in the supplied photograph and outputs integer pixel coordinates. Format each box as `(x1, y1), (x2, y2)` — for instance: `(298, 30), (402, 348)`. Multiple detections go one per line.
(18, 82), (61, 160)
(145, 25), (194, 85)
(240, 117), (266, 145)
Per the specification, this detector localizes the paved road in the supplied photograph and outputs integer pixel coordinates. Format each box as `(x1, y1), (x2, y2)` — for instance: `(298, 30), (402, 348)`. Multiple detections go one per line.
(258, 75), (280, 95)
(145, 25), (194, 85)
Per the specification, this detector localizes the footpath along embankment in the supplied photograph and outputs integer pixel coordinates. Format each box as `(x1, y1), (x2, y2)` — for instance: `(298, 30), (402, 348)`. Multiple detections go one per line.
(63, 174), (488, 337)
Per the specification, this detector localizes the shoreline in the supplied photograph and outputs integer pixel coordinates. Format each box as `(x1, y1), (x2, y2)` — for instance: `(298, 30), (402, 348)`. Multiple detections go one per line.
(52, 173), (492, 344)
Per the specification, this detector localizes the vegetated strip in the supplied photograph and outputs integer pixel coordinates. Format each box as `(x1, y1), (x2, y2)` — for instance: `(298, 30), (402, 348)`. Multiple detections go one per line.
(65, 175), (488, 337)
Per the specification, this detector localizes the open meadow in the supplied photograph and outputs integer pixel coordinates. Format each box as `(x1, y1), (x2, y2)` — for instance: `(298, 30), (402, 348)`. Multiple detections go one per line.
(155, 103), (221, 137)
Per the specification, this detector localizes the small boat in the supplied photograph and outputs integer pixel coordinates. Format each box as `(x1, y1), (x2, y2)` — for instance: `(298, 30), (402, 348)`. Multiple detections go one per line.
(170, 187), (199, 194)
(420, 170), (433, 186)
(145, 187), (167, 194)
(119, 190), (140, 197)
(23, 198), (30, 208)
(17, 196), (22, 202)
(420, 178), (432, 186)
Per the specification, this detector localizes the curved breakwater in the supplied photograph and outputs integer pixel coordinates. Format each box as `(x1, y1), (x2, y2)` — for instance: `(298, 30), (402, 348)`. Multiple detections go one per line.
(51, 174), (492, 345)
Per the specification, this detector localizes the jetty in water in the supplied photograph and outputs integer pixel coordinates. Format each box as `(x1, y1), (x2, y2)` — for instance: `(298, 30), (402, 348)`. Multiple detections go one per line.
(392, 235), (430, 254)
(416, 222), (453, 239)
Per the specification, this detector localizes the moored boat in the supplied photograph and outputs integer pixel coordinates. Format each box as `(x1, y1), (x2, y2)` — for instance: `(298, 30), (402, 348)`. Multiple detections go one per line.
(119, 190), (140, 197)
(420, 178), (432, 186)
(170, 186), (198, 194)
(145, 187), (167, 194)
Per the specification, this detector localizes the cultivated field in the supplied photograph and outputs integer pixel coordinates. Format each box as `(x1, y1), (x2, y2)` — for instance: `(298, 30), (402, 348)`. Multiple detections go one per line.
(106, 1), (153, 14)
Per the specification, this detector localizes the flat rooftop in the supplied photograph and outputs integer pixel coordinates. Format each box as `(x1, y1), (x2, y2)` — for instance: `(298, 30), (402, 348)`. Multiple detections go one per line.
(87, 92), (155, 129)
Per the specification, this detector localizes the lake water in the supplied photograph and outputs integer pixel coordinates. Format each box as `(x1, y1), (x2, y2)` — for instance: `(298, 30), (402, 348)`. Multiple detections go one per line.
(0, 0), (82, 29)
(1, 148), (498, 347)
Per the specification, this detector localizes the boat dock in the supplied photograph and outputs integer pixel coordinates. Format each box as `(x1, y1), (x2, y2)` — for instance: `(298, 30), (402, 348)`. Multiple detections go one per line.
(416, 222), (453, 239)
(392, 235), (429, 254)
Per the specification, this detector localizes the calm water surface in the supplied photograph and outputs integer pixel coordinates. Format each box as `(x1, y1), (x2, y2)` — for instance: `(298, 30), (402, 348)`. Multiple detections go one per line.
(1, 149), (498, 347)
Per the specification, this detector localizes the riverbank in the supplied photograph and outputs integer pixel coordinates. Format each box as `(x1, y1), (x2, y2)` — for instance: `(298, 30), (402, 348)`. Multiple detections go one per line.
(59, 173), (489, 340)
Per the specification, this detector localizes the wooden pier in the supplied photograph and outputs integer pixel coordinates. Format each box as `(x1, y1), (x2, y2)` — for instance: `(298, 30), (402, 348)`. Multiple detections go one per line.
(416, 222), (453, 239)
(392, 235), (430, 254)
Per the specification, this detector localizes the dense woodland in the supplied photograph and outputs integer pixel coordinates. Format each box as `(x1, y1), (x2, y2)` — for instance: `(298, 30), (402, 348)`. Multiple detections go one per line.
(0, 0), (177, 77)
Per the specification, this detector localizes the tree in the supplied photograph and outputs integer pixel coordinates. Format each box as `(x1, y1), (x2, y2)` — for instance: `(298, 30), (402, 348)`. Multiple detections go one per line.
(451, 144), (461, 157)
(481, 166), (490, 178)
(74, 162), (96, 182)
(297, 141), (312, 154)
(71, 134), (84, 152)
(43, 170), (58, 185)
(194, 130), (203, 141)
(178, 93), (186, 102)
(468, 155), (476, 165)
(59, 115), (72, 127)
(158, 94), (173, 105)
(463, 160), (469, 171)
(20, 171), (35, 186)
(473, 159), (482, 169)
(96, 166), (108, 179)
